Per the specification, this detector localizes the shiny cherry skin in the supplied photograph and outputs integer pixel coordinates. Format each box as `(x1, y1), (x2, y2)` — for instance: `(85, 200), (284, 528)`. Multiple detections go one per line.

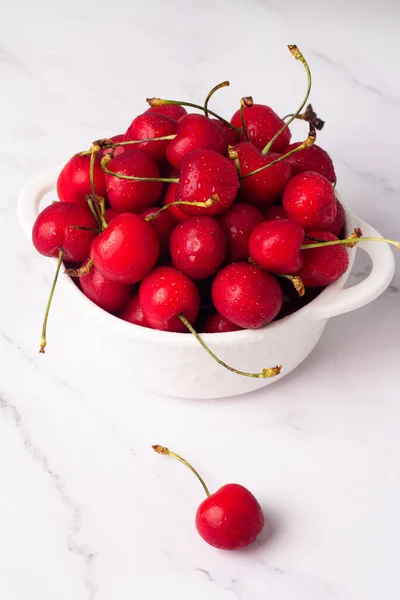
(90, 213), (159, 284)
(118, 293), (149, 327)
(283, 171), (337, 232)
(104, 207), (120, 224)
(202, 312), (243, 333)
(32, 202), (97, 262)
(105, 150), (163, 213)
(236, 142), (291, 207)
(145, 104), (188, 121)
(324, 199), (345, 237)
(166, 114), (226, 169)
(263, 205), (288, 220)
(219, 203), (264, 262)
(249, 219), (304, 274)
(139, 266), (200, 332)
(162, 183), (191, 223)
(170, 216), (227, 280)
(177, 149), (240, 217)
(212, 263), (283, 328)
(140, 206), (176, 255)
(231, 103), (291, 152)
(297, 230), (349, 286)
(125, 113), (176, 163)
(80, 260), (133, 313)
(196, 483), (264, 550)
(284, 142), (336, 183)
(57, 153), (107, 206)
(212, 119), (239, 147)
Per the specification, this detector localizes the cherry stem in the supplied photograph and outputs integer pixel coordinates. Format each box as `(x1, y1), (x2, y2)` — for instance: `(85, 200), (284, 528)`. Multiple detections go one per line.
(240, 97), (253, 143)
(65, 259), (93, 278)
(204, 81), (230, 118)
(278, 274), (305, 297)
(301, 236), (400, 251)
(87, 196), (102, 230)
(100, 155), (179, 183)
(261, 45), (312, 156)
(240, 123), (316, 180)
(152, 445), (211, 497)
(71, 225), (102, 232)
(178, 314), (282, 379)
(227, 145), (241, 176)
(146, 97), (241, 133)
(145, 196), (219, 221)
(39, 249), (64, 354)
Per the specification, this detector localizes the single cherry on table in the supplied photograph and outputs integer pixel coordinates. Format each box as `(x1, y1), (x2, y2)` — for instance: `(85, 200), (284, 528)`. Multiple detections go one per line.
(153, 445), (265, 550)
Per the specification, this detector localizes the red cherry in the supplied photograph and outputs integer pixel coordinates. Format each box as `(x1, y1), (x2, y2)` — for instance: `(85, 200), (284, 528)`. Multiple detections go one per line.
(118, 293), (149, 327)
(166, 114), (226, 169)
(80, 260), (133, 313)
(170, 216), (227, 280)
(212, 263), (283, 328)
(196, 483), (264, 550)
(125, 113), (176, 163)
(162, 183), (191, 223)
(32, 202), (97, 262)
(153, 445), (265, 551)
(57, 153), (107, 206)
(202, 312), (243, 333)
(236, 142), (291, 207)
(284, 142), (336, 183)
(212, 119), (239, 147)
(323, 199), (345, 237)
(263, 205), (288, 220)
(90, 213), (159, 283)
(145, 104), (188, 121)
(104, 207), (120, 224)
(219, 203), (264, 262)
(283, 171), (337, 232)
(177, 149), (240, 217)
(140, 206), (176, 255)
(105, 150), (163, 213)
(298, 230), (349, 286)
(140, 266), (200, 332)
(249, 219), (304, 274)
(231, 104), (291, 152)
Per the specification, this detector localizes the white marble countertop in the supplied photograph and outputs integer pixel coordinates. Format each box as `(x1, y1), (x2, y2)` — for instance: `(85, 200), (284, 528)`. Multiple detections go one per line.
(1, 0), (400, 598)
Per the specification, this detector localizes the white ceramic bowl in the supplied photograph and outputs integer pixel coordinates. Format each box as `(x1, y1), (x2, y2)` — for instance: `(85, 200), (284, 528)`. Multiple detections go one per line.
(18, 168), (395, 399)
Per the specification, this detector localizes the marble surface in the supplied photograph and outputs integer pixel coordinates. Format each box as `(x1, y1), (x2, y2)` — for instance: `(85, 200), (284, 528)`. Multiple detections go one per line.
(1, 0), (400, 598)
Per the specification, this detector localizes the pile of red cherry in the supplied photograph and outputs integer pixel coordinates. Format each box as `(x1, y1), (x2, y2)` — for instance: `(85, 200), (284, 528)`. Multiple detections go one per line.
(32, 44), (395, 380)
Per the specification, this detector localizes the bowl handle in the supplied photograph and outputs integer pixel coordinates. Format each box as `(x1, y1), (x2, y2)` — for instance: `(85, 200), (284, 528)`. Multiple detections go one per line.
(17, 167), (60, 241)
(312, 218), (395, 320)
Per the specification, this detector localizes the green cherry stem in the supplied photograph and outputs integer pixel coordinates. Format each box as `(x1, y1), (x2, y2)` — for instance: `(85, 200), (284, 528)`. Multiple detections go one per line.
(178, 314), (282, 379)
(152, 445), (211, 498)
(301, 236), (400, 251)
(204, 81), (230, 117)
(80, 135), (177, 157)
(39, 249), (64, 353)
(240, 124), (316, 180)
(146, 97), (241, 133)
(145, 196), (218, 222)
(240, 96), (253, 143)
(261, 45), (312, 156)
(100, 155), (179, 183)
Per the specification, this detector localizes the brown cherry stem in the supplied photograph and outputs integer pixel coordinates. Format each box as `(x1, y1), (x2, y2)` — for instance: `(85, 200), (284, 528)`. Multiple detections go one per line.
(278, 274), (305, 297)
(65, 259), (93, 278)
(178, 314), (282, 379)
(71, 225), (102, 232)
(100, 154), (179, 183)
(227, 145), (241, 176)
(204, 81), (230, 117)
(152, 445), (211, 497)
(39, 249), (64, 353)
(146, 97), (241, 133)
(145, 196), (219, 221)
(240, 96), (253, 142)
(261, 45), (312, 156)
(282, 103), (325, 131)
(241, 122), (316, 180)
